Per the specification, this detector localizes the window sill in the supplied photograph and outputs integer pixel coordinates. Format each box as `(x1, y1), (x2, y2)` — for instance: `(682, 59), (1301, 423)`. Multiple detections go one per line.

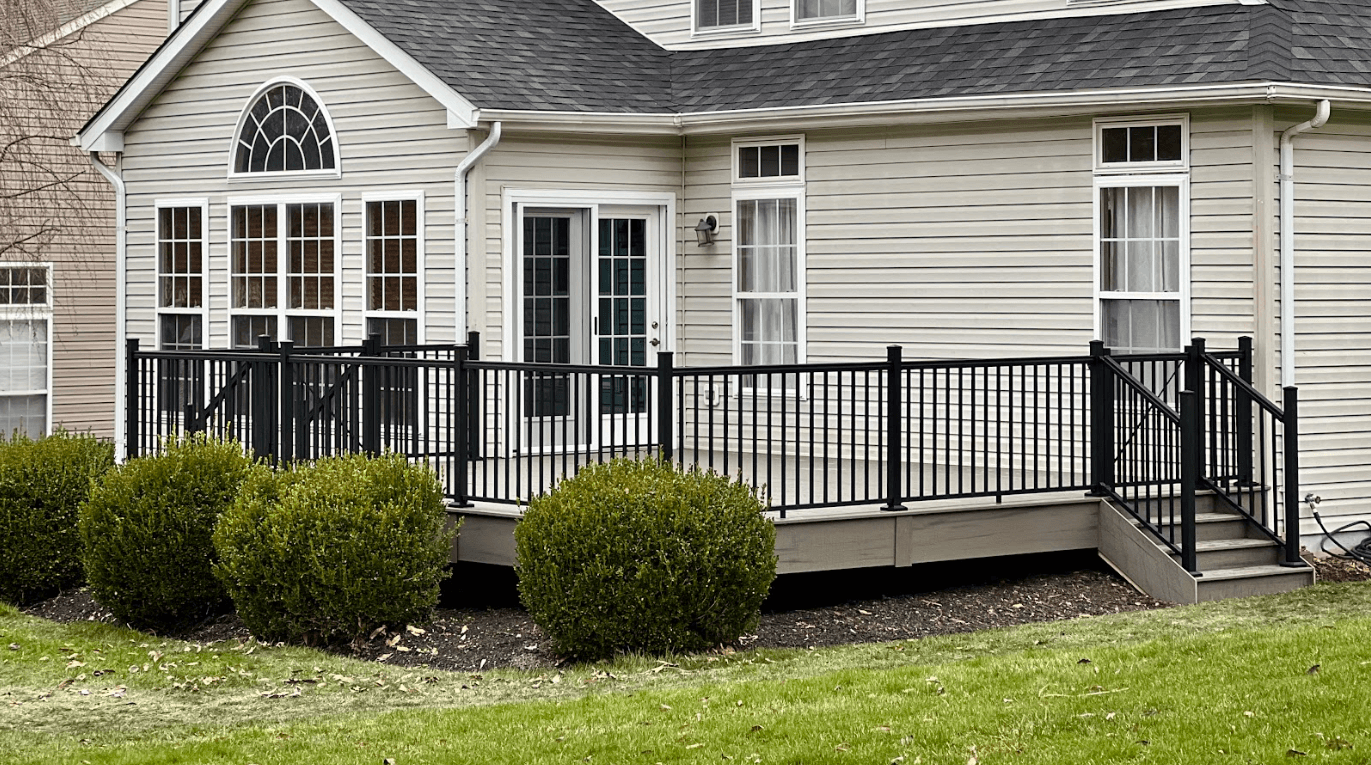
(789, 16), (863, 30)
(691, 23), (762, 39)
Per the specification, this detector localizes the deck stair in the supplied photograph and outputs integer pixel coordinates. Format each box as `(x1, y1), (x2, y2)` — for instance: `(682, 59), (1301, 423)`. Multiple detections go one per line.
(1099, 494), (1314, 604)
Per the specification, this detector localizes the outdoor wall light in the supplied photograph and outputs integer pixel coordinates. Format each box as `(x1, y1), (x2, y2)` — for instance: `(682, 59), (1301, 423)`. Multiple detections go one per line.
(694, 214), (718, 246)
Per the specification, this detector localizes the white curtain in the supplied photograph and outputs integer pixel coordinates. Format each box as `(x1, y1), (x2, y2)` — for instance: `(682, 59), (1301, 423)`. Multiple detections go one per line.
(738, 198), (799, 365)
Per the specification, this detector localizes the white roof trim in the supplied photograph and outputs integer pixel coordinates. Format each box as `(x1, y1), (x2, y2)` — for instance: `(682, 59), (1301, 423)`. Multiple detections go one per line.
(475, 82), (1371, 135)
(77, 0), (476, 152)
(0, 0), (144, 68)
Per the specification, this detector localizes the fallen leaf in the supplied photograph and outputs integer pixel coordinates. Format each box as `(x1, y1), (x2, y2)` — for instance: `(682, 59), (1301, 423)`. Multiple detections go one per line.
(1306, 664), (1320, 675)
(1286, 749), (1307, 757)
(835, 743), (850, 752)
(686, 743), (704, 750)
(369, 626), (387, 641)
(386, 634), (402, 648)
(749, 726), (763, 733)
(6, 644), (17, 651)
(406, 625), (425, 636)
(660, 704), (672, 711)
(1078, 658), (1092, 664)
(377, 654), (392, 662)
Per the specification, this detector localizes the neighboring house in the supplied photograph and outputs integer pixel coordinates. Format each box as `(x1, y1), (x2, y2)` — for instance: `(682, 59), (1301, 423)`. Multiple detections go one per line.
(75, 0), (1370, 596)
(0, 0), (171, 439)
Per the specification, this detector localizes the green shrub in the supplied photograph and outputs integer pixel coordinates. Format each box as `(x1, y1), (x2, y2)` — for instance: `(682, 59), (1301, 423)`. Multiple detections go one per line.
(0, 431), (114, 605)
(79, 434), (257, 629)
(515, 458), (777, 662)
(213, 452), (455, 645)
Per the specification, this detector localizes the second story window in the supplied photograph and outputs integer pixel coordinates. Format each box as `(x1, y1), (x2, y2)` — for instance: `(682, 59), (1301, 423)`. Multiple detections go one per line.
(794, 0), (861, 24)
(232, 80), (338, 176)
(696, 0), (758, 33)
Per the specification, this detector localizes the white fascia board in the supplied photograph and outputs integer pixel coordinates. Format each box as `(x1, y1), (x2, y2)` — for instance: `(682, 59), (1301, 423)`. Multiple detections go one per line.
(0, 0), (144, 67)
(78, 0), (476, 152)
(476, 82), (1371, 136)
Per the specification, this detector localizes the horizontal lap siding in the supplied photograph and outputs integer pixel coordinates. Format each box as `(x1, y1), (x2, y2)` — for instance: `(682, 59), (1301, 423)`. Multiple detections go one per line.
(2, 0), (167, 437)
(592, 0), (1227, 49)
(680, 120), (1097, 366)
(121, 0), (465, 352)
(475, 135), (683, 360)
(1189, 108), (1256, 348)
(1285, 113), (1371, 523)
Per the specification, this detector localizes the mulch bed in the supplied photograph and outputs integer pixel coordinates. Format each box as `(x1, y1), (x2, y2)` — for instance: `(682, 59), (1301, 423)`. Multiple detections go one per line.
(24, 550), (1370, 672)
(23, 566), (1173, 673)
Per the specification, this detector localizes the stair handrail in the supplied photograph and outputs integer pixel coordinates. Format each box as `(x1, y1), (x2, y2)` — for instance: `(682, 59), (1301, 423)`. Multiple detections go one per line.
(1094, 353), (1190, 564)
(1196, 350), (1305, 567)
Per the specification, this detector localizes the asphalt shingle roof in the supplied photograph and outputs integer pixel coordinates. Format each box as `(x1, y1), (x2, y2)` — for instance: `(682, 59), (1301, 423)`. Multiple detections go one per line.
(334, 0), (1371, 113)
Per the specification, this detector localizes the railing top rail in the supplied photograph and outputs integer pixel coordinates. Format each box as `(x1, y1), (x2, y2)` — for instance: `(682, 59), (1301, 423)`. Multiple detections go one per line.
(135, 349), (281, 362)
(903, 354), (1092, 370)
(1109, 351), (1188, 363)
(1201, 352), (1285, 418)
(670, 361), (886, 375)
(1101, 355), (1182, 424)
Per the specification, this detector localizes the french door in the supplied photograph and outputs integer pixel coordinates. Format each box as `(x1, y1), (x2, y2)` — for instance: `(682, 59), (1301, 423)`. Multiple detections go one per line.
(518, 205), (662, 452)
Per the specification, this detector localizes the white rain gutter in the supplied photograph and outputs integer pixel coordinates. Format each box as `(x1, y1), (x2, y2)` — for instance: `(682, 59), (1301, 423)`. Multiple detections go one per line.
(1279, 99), (1330, 388)
(88, 151), (127, 459)
(454, 121), (501, 342)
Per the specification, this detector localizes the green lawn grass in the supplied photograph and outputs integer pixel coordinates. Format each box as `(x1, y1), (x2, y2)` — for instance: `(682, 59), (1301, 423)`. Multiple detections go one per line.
(4, 582), (1370, 764)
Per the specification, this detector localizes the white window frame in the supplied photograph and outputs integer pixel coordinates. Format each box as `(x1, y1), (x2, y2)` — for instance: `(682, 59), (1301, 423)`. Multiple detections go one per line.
(790, 0), (864, 29)
(731, 137), (807, 369)
(361, 191), (426, 345)
(0, 262), (54, 436)
(692, 0), (761, 38)
(1093, 114), (1189, 175)
(227, 76), (342, 181)
(226, 193), (343, 349)
(154, 197), (210, 350)
(1092, 171), (1191, 353)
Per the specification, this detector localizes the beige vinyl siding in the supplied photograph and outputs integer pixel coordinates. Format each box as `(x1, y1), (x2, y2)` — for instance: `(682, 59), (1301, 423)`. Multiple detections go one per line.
(473, 133), (684, 361)
(679, 110), (1263, 366)
(1281, 110), (1371, 526)
(593, 0), (1238, 50)
(1188, 107), (1257, 348)
(120, 0), (467, 353)
(0, 0), (168, 438)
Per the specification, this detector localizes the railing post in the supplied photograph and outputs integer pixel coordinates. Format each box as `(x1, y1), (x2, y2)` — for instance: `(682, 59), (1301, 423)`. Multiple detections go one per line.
(362, 334), (381, 456)
(1236, 336), (1254, 484)
(278, 340), (295, 464)
(1282, 386), (1303, 567)
(465, 331), (481, 461)
(1179, 390), (1202, 576)
(451, 344), (472, 507)
(1089, 340), (1114, 495)
(254, 334), (276, 461)
(1185, 337), (1206, 482)
(883, 345), (906, 511)
(657, 350), (674, 463)
(126, 337), (140, 460)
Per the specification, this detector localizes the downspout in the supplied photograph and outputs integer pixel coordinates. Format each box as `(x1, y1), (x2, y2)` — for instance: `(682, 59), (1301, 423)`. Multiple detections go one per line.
(1279, 100), (1330, 388)
(454, 121), (501, 342)
(88, 151), (127, 459)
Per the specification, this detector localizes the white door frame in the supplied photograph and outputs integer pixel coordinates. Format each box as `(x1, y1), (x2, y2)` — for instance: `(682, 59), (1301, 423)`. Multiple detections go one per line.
(500, 189), (677, 362)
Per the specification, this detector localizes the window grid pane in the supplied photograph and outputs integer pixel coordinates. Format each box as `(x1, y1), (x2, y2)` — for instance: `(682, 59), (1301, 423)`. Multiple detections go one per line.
(287, 202), (335, 311)
(231, 205), (278, 309)
(797, 0), (856, 20)
(1099, 185), (1181, 294)
(366, 200), (419, 313)
(698, 0), (752, 27)
(0, 267), (48, 306)
(158, 207), (203, 309)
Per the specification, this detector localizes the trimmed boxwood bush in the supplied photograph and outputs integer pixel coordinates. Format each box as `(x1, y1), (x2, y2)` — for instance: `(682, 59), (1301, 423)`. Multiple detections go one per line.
(0, 431), (114, 605)
(79, 434), (256, 629)
(515, 458), (777, 662)
(213, 453), (455, 645)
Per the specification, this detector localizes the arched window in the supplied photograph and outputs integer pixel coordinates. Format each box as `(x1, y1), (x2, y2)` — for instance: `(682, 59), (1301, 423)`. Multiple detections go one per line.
(233, 81), (337, 174)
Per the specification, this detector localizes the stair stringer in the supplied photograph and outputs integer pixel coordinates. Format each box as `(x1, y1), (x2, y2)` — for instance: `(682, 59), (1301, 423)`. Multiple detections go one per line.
(1097, 499), (1199, 604)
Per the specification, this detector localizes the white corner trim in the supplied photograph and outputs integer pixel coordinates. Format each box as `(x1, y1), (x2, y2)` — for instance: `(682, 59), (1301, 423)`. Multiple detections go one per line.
(0, 0), (143, 67)
(78, 0), (477, 152)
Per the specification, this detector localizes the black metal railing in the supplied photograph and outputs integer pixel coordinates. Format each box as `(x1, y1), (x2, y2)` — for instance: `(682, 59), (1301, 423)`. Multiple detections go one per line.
(126, 335), (1302, 565)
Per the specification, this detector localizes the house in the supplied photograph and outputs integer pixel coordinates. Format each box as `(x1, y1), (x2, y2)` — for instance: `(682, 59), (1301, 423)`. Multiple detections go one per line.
(1, 0), (173, 439)
(76, 0), (1371, 600)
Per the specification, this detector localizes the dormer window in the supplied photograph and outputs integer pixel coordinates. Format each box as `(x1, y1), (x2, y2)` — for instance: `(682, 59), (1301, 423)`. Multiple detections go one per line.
(695, 0), (759, 34)
(231, 80), (338, 175)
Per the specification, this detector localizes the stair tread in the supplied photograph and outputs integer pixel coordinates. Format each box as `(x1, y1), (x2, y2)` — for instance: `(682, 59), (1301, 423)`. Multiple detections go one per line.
(1194, 538), (1276, 551)
(1200, 564), (1313, 582)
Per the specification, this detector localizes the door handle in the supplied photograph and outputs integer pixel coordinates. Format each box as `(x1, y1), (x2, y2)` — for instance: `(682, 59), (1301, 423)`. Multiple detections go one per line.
(650, 338), (660, 347)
